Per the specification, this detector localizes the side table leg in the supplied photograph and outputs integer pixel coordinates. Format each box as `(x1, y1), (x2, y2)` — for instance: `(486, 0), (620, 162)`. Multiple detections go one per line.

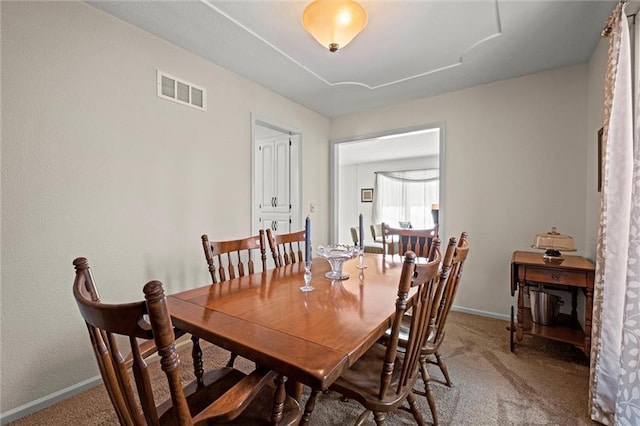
(571, 287), (578, 324)
(516, 281), (524, 341)
(585, 287), (593, 354)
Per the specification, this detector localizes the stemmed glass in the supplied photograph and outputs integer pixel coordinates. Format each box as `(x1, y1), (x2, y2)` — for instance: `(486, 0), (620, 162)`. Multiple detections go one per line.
(300, 261), (314, 292)
(356, 246), (367, 269)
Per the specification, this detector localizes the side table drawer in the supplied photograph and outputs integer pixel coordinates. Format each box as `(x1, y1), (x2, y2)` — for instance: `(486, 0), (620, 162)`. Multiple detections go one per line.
(524, 267), (587, 287)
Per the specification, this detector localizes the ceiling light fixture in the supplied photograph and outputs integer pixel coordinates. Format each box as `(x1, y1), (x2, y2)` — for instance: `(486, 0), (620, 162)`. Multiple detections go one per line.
(302, 0), (368, 53)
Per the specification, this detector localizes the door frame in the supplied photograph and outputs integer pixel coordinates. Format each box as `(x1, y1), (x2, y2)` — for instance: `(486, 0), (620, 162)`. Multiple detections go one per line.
(329, 122), (446, 244)
(251, 114), (302, 235)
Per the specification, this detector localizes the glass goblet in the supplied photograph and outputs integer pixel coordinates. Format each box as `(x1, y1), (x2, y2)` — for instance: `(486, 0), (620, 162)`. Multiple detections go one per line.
(356, 246), (367, 269)
(300, 261), (315, 292)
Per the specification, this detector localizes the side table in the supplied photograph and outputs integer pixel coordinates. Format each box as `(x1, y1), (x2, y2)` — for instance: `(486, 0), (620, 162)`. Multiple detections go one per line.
(509, 251), (595, 355)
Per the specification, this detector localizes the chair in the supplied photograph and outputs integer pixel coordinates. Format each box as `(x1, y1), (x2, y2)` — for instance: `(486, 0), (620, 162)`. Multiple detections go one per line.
(381, 222), (437, 259)
(265, 228), (306, 267)
(72, 257), (301, 425)
(350, 227), (384, 254)
(301, 242), (447, 425)
(201, 231), (267, 367)
(414, 232), (469, 426)
(350, 227), (359, 246)
(201, 230), (267, 283)
(370, 224), (382, 242)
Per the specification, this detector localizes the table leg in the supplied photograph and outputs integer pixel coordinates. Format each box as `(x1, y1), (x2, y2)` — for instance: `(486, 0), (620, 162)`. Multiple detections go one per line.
(516, 281), (524, 341)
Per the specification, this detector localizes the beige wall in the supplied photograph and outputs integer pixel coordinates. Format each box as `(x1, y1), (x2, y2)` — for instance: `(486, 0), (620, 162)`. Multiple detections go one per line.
(1, 0), (607, 419)
(1, 1), (330, 414)
(331, 65), (591, 318)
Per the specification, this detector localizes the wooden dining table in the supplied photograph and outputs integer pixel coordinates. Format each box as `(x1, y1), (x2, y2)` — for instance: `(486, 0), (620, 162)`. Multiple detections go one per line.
(167, 253), (407, 394)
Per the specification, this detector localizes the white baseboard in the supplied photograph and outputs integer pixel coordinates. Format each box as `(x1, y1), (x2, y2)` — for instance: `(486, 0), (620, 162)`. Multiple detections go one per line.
(0, 336), (194, 424)
(0, 375), (103, 425)
(451, 305), (510, 321)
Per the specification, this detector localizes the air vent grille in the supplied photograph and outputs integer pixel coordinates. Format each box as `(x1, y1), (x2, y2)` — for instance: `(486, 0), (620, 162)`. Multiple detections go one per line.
(157, 70), (206, 111)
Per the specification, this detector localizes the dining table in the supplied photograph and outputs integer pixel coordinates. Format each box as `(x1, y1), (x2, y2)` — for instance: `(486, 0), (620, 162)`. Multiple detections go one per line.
(167, 253), (410, 397)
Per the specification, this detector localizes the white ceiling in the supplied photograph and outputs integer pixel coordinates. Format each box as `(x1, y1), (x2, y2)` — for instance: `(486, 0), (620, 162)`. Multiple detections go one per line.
(89, 0), (616, 118)
(338, 128), (440, 165)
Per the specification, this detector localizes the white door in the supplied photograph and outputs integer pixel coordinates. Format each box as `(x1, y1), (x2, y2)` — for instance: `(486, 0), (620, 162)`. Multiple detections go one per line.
(252, 116), (301, 238)
(272, 137), (290, 213)
(256, 214), (291, 236)
(256, 136), (290, 213)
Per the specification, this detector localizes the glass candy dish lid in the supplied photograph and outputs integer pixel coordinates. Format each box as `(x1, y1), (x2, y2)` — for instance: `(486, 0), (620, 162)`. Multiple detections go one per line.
(531, 227), (576, 251)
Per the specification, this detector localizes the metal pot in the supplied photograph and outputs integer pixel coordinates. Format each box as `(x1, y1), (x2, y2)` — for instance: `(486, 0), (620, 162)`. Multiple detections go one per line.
(529, 288), (564, 325)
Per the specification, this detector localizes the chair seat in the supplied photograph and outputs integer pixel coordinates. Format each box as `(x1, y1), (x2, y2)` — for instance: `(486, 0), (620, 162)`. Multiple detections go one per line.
(363, 243), (384, 254)
(330, 343), (416, 412)
(159, 368), (301, 425)
(391, 314), (438, 350)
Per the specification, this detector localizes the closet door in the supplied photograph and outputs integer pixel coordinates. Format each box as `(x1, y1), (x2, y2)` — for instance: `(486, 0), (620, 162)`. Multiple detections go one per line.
(256, 136), (290, 213)
(257, 214), (291, 235)
(256, 140), (275, 211)
(272, 136), (290, 213)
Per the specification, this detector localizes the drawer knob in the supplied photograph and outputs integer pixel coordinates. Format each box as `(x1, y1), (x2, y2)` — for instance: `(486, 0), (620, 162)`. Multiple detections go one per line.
(552, 273), (560, 280)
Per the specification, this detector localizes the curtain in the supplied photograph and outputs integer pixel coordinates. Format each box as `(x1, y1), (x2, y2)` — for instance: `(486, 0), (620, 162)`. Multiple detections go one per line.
(590, 2), (640, 425)
(372, 169), (439, 229)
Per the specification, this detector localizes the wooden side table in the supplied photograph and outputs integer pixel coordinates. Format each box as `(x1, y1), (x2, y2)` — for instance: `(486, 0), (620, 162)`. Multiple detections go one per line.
(509, 251), (595, 355)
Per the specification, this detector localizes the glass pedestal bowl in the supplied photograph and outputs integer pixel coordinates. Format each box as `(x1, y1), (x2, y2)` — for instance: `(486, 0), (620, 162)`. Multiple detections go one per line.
(316, 245), (357, 280)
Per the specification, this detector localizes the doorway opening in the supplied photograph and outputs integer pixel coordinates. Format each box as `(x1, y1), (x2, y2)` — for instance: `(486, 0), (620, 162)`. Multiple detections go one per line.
(330, 123), (444, 245)
(251, 115), (302, 238)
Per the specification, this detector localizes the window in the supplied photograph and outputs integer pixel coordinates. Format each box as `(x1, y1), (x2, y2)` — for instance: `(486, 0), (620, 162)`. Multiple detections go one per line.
(372, 169), (439, 229)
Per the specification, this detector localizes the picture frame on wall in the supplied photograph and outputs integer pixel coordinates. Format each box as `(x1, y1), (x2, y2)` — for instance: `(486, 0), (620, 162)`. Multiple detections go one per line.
(361, 188), (373, 203)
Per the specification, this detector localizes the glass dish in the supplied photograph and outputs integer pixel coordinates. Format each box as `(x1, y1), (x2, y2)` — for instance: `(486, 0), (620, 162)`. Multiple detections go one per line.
(316, 245), (357, 280)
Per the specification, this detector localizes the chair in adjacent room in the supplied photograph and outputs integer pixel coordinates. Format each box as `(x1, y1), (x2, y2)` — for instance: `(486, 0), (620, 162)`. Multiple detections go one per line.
(266, 228), (306, 267)
(370, 223), (382, 242)
(381, 222), (437, 259)
(300, 243), (446, 425)
(201, 230), (267, 283)
(350, 227), (384, 254)
(72, 257), (301, 425)
(414, 232), (470, 426)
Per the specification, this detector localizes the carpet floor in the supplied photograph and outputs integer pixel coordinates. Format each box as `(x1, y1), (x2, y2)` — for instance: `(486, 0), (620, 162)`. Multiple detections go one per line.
(7, 312), (597, 425)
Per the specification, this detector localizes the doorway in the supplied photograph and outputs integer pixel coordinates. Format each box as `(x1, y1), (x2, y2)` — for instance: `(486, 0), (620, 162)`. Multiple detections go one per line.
(330, 124), (444, 245)
(251, 115), (302, 237)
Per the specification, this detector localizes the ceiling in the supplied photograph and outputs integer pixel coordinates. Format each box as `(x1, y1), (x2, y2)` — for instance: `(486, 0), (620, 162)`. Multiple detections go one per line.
(338, 128), (440, 165)
(89, 1), (617, 118)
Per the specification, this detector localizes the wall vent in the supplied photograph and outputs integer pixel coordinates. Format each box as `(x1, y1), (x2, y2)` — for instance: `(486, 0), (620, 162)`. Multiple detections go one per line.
(156, 70), (206, 111)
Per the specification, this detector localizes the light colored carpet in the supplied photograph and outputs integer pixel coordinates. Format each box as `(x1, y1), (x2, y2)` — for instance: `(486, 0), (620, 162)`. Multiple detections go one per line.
(8, 312), (596, 425)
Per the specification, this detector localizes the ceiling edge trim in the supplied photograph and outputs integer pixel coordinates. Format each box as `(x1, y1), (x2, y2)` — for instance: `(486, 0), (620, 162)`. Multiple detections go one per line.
(201, 0), (502, 91)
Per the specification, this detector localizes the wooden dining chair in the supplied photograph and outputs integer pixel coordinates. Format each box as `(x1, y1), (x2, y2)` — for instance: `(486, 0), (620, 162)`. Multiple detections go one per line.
(301, 242), (447, 425)
(73, 257), (301, 425)
(201, 230), (267, 283)
(265, 228), (306, 267)
(201, 231), (267, 367)
(415, 232), (470, 426)
(381, 223), (437, 259)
